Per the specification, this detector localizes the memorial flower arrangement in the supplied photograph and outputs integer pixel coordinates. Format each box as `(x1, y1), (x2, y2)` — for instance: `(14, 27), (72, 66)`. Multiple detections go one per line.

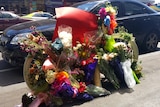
(19, 4), (142, 107)
(98, 4), (117, 35)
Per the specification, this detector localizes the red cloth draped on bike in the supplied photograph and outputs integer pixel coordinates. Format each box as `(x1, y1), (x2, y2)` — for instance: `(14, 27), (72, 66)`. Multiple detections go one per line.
(52, 7), (98, 46)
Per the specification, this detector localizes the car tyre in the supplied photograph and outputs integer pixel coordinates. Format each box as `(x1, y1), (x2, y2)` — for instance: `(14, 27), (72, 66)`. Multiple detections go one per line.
(142, 32), (158, 52)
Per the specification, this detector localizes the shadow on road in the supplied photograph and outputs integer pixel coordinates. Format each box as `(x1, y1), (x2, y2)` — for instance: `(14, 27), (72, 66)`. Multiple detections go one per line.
(139, 47), (160, 55)
(0, 60), (24, 86)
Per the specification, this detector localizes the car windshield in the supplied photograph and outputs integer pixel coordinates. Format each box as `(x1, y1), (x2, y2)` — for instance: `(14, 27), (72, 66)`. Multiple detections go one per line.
(0, 11), (20, 18)
(72, 1), (99, 12)
(9, 12), (20, 18)
(33, 13), (42, 17)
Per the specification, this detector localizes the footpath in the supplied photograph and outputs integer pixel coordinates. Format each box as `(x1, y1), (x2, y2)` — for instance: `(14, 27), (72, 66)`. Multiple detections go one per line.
(1, 50), (160, 107)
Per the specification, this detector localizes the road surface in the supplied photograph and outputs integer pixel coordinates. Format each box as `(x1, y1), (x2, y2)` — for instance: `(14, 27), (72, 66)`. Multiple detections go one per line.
(1, 46), (160, 107)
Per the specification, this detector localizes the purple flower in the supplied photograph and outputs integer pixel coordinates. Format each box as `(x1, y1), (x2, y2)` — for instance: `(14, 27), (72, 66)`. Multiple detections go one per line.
(99, 8), (107, 19)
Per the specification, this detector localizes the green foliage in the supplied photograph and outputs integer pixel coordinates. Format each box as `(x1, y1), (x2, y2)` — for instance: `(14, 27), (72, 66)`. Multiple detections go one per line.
(116, 26), (133, 42)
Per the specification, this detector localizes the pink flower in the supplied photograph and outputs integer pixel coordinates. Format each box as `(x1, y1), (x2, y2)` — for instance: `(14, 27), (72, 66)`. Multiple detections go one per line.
(99, 8), (107, 19)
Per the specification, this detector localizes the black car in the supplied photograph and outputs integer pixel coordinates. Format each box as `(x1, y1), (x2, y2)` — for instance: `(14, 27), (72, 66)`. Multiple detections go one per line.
(73, 0), (160, 52)
(1, 0), (160, 66)
(0, 19), (56, 66)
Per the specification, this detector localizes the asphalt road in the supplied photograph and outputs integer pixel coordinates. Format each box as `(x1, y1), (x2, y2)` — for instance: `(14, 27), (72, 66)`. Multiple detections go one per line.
(0, 53), (26, 107)
(0, 53), (24, 87)
(0, 44), (160, 107)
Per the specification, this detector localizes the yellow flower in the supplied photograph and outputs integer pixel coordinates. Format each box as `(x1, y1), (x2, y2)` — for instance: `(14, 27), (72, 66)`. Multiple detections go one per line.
(46, 70), (57, 84)
(105, 6), (116, 15)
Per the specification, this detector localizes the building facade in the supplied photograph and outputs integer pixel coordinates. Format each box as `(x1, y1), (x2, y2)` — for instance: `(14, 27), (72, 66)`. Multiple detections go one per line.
(0, 0), (26, 14)
(0, 0), (47, 14)
(0, 0), (86, 14)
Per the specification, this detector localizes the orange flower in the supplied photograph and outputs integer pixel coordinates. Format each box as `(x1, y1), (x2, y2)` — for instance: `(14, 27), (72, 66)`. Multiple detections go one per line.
(29, 67), (35, 74)
(56, 71), (69, 81)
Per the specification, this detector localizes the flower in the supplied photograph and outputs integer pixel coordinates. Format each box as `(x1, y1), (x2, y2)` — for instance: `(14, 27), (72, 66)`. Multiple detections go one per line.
(98, 4), (117, 35)
(113, 42), (132, 62)
(59, 31), (72, 48)
(20, 5), (143, 106)
(102, 53), (117, 61)
(58, 25), (72, 49)
(99, 8), (107, 19)
(21, 25), (104, 106)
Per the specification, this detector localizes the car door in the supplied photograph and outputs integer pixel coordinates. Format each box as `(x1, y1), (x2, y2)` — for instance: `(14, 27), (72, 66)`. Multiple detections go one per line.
(112, 1), (153, 45)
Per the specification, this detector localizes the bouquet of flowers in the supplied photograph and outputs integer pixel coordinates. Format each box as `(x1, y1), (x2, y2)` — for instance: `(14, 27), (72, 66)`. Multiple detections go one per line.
(98, 3), (117, 35)
(21, 25), (111, 107)
(19, 3), (142, 107)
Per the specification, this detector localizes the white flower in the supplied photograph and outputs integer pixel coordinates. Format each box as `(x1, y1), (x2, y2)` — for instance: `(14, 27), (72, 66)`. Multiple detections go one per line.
(113, 42), (126, 48)
(102, 53), (108, 60)
(102, 53), (117, 61)
(73, 43), (82, 51)
(58, 31), (72, 48)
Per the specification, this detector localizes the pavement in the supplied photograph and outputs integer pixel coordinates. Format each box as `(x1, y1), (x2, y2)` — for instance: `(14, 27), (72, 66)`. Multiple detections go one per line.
(1, 50), (160, 107)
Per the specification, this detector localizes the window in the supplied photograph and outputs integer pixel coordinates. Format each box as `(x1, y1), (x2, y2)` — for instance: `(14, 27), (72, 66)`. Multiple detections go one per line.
(33, 13), (42, 17)
(124, 2), (148, 16)
(42, 13), (52, 17)
(92, 3), (106, 14)
(0, 13), (2, 18)
(111, 2), (122, 17)
(2, 13), (13, 18)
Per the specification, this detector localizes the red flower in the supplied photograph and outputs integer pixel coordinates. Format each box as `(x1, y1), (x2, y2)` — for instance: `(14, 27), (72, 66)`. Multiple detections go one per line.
(78, 82), (86, 93)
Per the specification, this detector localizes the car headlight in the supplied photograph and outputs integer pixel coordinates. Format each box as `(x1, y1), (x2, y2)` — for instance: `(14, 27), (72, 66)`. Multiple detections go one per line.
(10, 33), (31, 45)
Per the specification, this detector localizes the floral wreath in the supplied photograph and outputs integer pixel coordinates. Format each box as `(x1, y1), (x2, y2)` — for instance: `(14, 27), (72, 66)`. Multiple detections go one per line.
(20, 3), (142, 107)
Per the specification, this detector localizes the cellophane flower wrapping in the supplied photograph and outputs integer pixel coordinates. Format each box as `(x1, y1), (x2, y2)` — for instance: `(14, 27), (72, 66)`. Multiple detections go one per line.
(120, 60), (136, 88)
(19, 4), (143, 107)
(113, 42), (137, 88)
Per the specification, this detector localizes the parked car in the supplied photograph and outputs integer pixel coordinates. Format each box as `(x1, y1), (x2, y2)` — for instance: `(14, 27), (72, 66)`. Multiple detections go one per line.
(0, 19), (56, 66)
(22, 11), (54, 20)
(72, 0), (160, 52)
(1, 0), (160, 66)
(45, 0), (89, 15)
(0, 11), (32, 31)
(149, 4), (160, 11)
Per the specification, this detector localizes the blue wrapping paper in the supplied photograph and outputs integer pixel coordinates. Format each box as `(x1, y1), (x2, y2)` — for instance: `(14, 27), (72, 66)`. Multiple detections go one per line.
(83, 60), (98, 84)
(58, 83), (75, 98)
(109, 58), (125, 84)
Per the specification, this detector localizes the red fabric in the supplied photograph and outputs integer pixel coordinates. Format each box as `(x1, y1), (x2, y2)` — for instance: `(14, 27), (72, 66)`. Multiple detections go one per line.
(52, 7), (98, 46)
